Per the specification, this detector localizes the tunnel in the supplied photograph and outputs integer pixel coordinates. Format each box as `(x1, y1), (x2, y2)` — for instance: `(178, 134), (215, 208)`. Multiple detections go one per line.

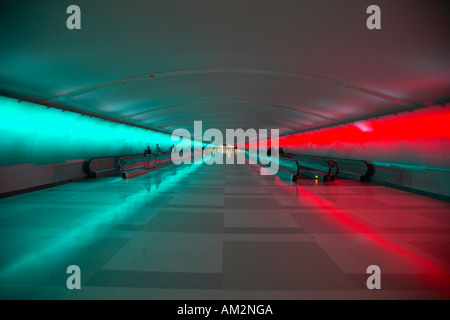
(0, 1), (449, 302)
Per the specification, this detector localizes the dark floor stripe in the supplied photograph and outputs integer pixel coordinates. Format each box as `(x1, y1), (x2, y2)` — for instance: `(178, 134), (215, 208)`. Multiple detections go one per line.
(165, 204), (225, 209)
(348, 273), (450, 292)
(224, 227), (305, 234)
(86, 270), (222, 289)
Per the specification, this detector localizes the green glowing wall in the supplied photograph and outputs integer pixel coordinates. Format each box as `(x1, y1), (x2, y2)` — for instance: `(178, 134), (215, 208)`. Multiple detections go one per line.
(0, 95), (182, 167)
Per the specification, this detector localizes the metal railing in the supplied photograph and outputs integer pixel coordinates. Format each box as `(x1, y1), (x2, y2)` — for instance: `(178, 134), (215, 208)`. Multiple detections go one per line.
(284, 153), (373, 181)
(118, 152), (173, 178)
(285, 154), (339, 181)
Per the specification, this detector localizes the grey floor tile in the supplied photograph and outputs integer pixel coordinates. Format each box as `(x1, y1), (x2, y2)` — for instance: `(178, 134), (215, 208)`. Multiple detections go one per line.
(222, 241), (358, 290)
(225, 197), (282, 209)
(102, 233), (224, 273)
(145, 211), (224, 233)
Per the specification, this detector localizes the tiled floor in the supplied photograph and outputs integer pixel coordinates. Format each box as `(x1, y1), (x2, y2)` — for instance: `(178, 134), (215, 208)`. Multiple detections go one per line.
(0, 154), (449, 299)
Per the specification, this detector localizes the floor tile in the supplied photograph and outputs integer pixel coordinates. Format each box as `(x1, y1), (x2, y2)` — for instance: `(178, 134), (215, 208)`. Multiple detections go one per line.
(102, 233), (223, 273)
(222, 241), (358, 290)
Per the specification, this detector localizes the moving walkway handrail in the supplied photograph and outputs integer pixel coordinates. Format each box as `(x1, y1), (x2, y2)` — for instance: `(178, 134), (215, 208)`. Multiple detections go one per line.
(89, 154), (140, 175)
(334, 158), (370, 177)
(284, 154), (337, 180)
(329, 159), (339, 180)
(283, 153), (372, 180)
(118, 152), (172, 174)
(278, 155), (301, 177)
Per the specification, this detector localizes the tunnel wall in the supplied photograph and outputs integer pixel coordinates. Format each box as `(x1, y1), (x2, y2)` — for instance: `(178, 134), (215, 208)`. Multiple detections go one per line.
(0, 95), (193, 195)
(279, 105), (450, 198)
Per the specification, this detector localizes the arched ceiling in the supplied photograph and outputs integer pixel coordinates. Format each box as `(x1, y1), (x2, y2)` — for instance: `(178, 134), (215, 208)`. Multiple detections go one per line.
(0, 0), (449, 137)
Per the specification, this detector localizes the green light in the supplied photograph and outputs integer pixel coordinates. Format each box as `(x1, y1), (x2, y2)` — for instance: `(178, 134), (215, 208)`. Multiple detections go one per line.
(0, 95), (200, 167)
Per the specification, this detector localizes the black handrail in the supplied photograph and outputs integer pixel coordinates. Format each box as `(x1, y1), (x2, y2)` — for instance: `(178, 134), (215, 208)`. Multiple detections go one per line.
(283, 153), (373, 181)
(118, 152), (172, 175)
(329, 159), (339, 180)
(285, 154), (338, 181)
(89, 153), (142, 177)
(278, 155), (301, 180)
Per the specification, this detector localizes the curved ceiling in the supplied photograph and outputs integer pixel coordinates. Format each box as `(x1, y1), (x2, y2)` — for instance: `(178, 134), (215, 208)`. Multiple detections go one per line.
(0, 0), (449, 137)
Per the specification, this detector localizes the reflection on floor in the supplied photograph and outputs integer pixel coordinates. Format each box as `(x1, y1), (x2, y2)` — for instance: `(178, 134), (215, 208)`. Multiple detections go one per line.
(0, 156), (449, 299)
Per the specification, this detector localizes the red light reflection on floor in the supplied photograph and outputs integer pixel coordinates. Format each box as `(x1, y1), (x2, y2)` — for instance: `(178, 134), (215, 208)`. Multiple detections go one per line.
(297, 183), (447, 278)
(268, 175), (449, 290)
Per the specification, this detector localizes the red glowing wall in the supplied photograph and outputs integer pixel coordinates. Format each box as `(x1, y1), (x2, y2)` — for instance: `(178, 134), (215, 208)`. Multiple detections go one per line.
(279, 105), (450, 170)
